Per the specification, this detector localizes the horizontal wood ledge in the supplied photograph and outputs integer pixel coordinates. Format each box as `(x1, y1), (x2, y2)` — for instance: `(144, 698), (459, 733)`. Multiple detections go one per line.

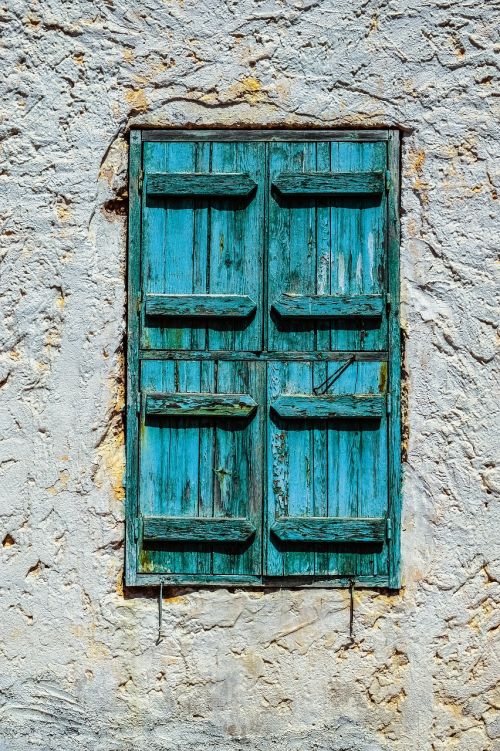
(140, 129), (391, 143)
(271, 517), (386, 543)
(272, 293), (384, 319)
(145, 293), (257, 318)
(143, 517), (256, 543)
(146, 172), (257, 196)
(273, 171), (385, 195)
(271, 394), (385, 419)
(145, 392), (258, 418)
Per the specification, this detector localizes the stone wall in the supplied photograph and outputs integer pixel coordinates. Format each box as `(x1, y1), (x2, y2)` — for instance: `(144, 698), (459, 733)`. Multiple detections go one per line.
(1, 1), (498, 749)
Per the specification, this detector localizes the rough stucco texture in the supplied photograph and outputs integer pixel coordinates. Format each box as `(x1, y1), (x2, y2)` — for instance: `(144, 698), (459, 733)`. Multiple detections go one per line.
(0, 1), (499, 749)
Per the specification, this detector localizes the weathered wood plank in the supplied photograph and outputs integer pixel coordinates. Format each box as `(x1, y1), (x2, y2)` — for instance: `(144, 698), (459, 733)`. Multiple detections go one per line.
(271, 516), (386, 543)
(387, 130), (402, 589)
(271, 393), (385, 419)
(273, 171), (384, 195)
(145, 392), (258, 418)
(212, 361), (264, 576)
(272, 293), (384, 319)
(133, 572), (391, 587)
(143, 516), (256, 543)
(146, 172), (256, 196)
(141, 129), (390, 143)
(145, 293), (257, 318)
(140, 350), (389, 361)
(124, 129), (142, 587)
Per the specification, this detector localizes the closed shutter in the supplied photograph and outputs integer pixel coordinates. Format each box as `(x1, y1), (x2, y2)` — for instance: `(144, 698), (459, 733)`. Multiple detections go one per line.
(126, 130), (401, 588)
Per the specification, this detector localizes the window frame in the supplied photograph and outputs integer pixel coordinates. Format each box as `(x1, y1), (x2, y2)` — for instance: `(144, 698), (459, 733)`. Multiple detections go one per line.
(125, 129), (401, 589)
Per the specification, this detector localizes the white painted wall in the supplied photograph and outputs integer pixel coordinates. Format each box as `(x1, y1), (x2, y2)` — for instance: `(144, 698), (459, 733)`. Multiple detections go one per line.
(1, 2), (498, 749)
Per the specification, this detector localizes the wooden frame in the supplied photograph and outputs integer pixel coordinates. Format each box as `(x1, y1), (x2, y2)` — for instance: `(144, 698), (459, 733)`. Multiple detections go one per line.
(125, 129), (402, 589)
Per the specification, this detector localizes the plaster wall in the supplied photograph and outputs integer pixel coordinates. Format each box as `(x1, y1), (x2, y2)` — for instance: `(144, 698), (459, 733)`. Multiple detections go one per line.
(0, 1), (499, 749)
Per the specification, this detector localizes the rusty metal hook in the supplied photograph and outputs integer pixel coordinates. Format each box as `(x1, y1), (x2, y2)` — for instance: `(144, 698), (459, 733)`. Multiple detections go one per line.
(156, 579), (164, 645)
(313, 355), (356, 395)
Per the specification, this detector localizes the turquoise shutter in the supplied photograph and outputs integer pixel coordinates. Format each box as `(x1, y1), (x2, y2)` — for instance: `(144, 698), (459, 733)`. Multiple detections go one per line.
(135, 140), (266, 583)
(266, 140), (393, 584)
(126, 131), (401, 588)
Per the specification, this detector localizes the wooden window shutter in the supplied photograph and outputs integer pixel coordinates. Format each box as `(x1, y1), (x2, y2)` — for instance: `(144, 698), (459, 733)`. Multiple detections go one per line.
(126, 130), (401, 589)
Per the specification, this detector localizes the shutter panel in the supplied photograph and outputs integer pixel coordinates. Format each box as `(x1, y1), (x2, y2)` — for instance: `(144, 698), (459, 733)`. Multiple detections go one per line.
(265, 140), (391, 581)
(136, 141), (266, 583)
(126, 131), (401, 588)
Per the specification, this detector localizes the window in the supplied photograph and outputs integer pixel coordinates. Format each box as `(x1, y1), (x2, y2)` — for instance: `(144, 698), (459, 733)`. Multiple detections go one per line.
(125, 129), (401, 588)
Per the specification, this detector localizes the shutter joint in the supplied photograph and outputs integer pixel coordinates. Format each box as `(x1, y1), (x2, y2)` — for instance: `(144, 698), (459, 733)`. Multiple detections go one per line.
(138, 170), (144, 193)
(133, 516), (141, 542)
(386, 517), (393, 540)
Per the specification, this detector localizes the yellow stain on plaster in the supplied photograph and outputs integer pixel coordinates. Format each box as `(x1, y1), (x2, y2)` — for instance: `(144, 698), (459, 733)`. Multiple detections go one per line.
(46, 469), (70, 496)
(449, 35), (465, 58)
(25, 14), (40, 27)
(99, 138), (127, 187)
(407, 149), (429, 203)
(149, 60), (175, 75)
(116, 571), (124, 597)
(241, 651), (265, 680)
(242, 76), (261, 93)
(93, 356), (125, 502)
(55, 200), (72, 222)
(409, 149), (426, 175)
(9, 347), (21, 361)
(227, 76), (265, 104)
(125, 89), (149, 113)
(368, 14), (379, 35)
(122, 49), (134, 62)
(94, 418), (125, 501)
(73, 52), (84, 65)
(163, 594), (186, 605)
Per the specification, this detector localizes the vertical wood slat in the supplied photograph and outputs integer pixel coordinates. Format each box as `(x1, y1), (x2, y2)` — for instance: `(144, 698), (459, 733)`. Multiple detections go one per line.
(125, 130), (142, 587)
(387, 131), (402, 589)
(142, 141), (197, 350)
(315, 144), (331, 576)
(207, 142), (265, 351)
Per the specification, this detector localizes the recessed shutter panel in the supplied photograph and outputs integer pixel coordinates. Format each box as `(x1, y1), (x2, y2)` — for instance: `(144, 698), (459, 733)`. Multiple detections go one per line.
(266, 359), (388, 579)
(139, 359), (263, 579)
(141, 141), (265, 352)
(268, 140), (387, 352)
